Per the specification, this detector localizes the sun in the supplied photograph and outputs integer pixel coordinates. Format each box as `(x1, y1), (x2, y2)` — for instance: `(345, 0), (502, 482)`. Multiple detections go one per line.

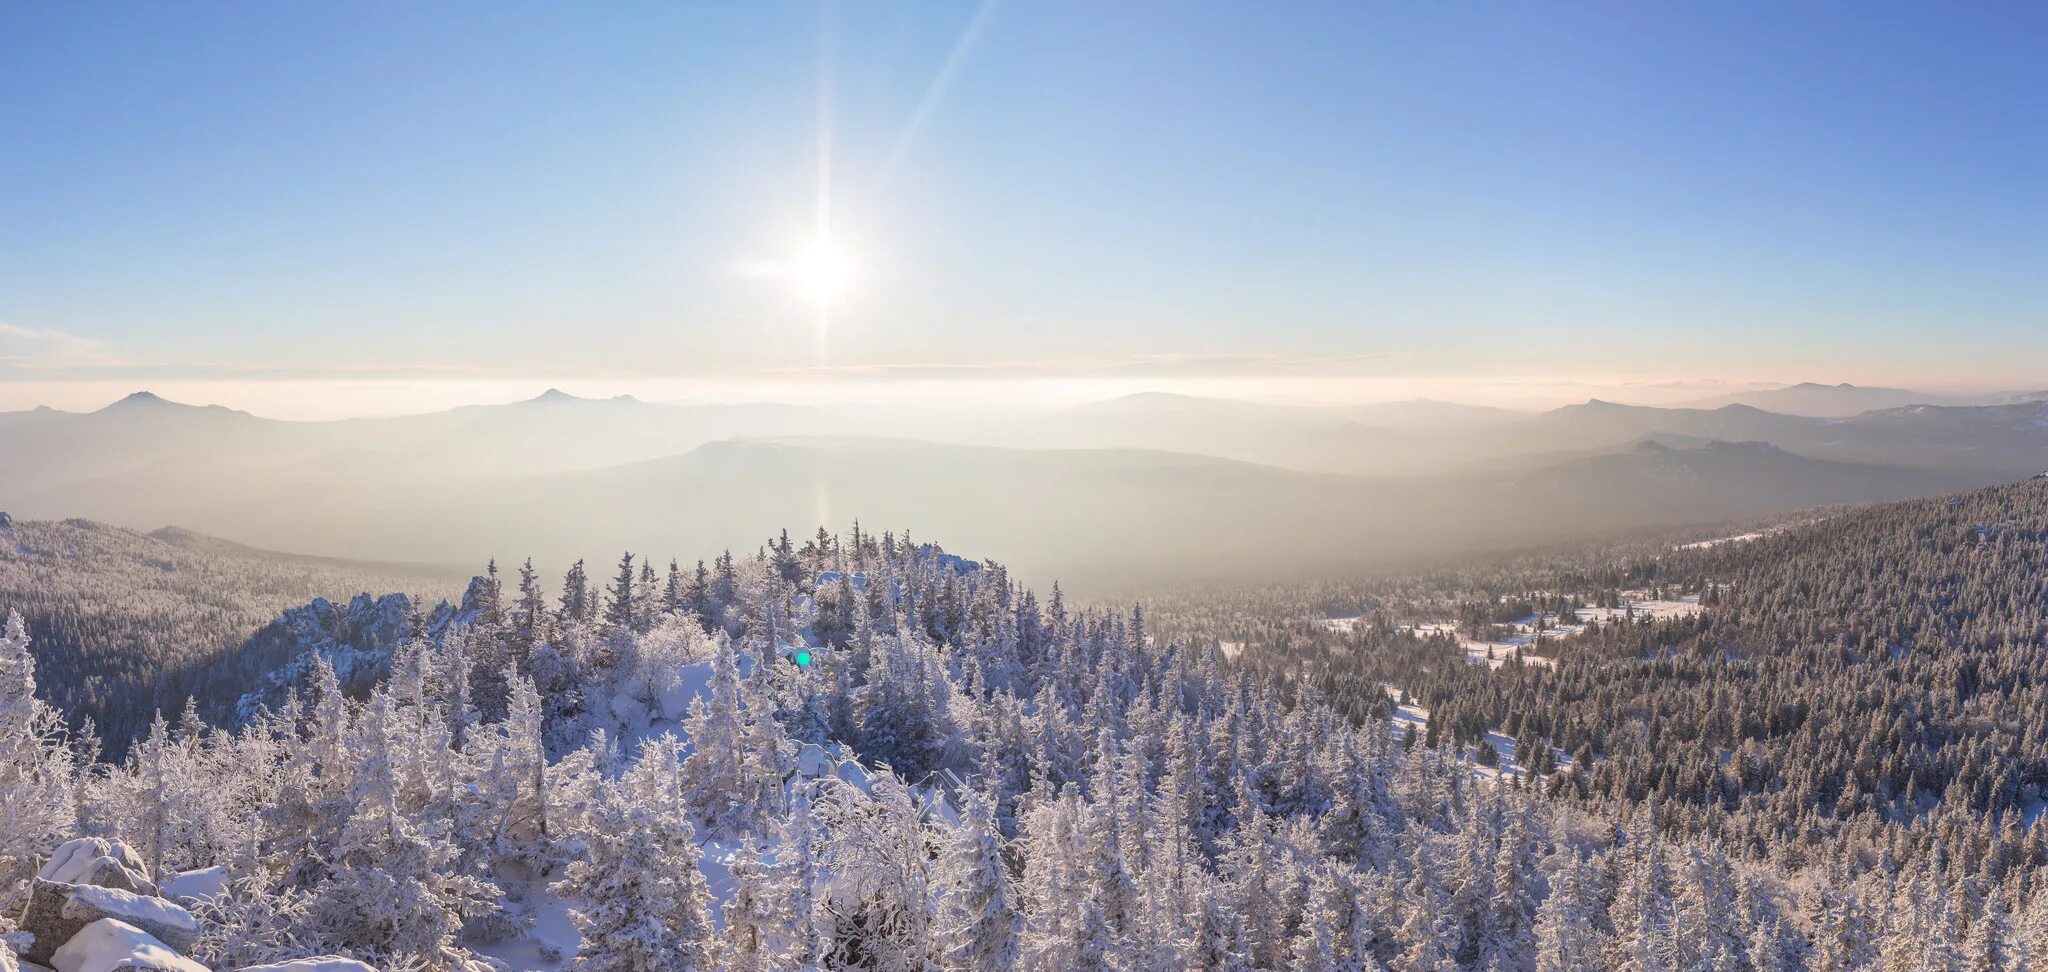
(789, 237), (853, 305)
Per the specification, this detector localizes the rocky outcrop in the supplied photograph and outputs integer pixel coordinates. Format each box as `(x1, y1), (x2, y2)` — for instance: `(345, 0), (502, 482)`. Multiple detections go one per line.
(231, 582), (485, 726)
(38, 839), (156, 897)
(19, 881), (198, 966)
(19, 839), (200, 971)
(46, 918), (207, 972)
(18, 840), (379, 972)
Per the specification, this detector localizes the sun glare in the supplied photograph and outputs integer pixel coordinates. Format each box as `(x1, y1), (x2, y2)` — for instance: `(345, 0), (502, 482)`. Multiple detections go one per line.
(790, 238), (853, 305)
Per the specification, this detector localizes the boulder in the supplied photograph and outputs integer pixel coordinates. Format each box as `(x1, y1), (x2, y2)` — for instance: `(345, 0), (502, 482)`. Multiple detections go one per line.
(46, 920), (207, 972)
(231, 959), (376, 972)
(18, 882), (197, 965)
(37, 840), (155, 896)
(796, 742), (834, 778)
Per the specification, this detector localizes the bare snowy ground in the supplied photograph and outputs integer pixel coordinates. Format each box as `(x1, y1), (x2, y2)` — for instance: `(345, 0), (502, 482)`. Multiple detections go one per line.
(1400, 621), (1558, 670)
(1380, 686), (1575, 782)
(1674, 517), (1827, 550)
(1675, 531), (1767, 550)
(1321, 590), (1702, 671)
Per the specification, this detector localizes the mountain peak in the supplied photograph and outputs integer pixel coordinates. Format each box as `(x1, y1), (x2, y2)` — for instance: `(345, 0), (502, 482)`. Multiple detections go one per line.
(524, 388), (644, 405)
(100, 391), (177, 411)
(95, 390), (248, 415)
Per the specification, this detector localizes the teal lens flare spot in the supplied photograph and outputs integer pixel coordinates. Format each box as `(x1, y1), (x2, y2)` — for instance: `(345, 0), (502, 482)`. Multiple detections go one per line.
(795, 650), (812, 667)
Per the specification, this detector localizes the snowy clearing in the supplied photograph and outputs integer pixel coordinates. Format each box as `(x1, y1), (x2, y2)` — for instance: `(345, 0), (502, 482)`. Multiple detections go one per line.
(1380, 686), (1574, 782)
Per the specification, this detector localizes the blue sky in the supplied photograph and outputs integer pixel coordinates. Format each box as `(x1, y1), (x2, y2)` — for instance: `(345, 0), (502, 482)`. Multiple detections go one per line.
(2, 2), (2044, 416)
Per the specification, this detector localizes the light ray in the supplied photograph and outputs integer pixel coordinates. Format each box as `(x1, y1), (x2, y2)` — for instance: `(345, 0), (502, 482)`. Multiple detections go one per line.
(813, 0), (840, 363)
(876, 0), (1000, 190)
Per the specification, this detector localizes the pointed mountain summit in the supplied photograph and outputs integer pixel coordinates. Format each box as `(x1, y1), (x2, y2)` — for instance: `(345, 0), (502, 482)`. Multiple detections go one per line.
(99, 390), (173, 410)
(523, 387), (646, 406)
(92, 391), (246, 417)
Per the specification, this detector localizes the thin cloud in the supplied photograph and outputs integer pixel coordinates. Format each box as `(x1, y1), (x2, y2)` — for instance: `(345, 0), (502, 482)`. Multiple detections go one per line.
(768, 351), (1402, 381)
(0, 322), (116, 367)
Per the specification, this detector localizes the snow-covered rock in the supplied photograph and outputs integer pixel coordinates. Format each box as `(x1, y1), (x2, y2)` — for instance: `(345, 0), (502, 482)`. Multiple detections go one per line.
(796, 743), (834, 778)
(47, 920), (207, 972)
(833, 759), (875, 794)
(229, 958), (375, 972)
(37, 839), (154, 896)
(158, 867), (227, 906)
(654, 655), (756, 724)
(917, 544), (980, 576)
(19, 881), (199, 965)
(814, 569), (868, 592)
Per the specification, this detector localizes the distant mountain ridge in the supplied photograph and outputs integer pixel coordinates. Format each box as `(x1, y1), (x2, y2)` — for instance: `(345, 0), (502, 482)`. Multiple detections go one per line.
(1, 387), (2040, 589)
(1670, 381), (2048, 417)
(8, 430), (2003, 592)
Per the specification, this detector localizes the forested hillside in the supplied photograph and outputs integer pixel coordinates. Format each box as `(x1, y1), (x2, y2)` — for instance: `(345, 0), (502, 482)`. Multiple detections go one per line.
(0, 515), (463, 752)
(7, 511), (2048, 970)
(1180, 477), (2048, 883)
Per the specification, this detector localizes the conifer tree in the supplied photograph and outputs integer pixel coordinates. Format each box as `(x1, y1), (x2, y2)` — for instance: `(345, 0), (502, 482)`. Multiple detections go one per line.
(679, 633), (751, 834)
(1534, 856), (1606, 972)
(0, 611), (72, 896)
(555, 783), (714, 972)
(941, 780), (1022, 971)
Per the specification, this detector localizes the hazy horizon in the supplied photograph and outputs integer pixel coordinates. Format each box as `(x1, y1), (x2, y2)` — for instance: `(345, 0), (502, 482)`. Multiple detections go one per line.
(7, 374), (2045, 422)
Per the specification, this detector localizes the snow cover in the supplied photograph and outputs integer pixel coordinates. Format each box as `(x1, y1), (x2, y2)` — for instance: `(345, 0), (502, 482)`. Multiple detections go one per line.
(472, 865), (581, 972)
(1673, 517), (1825, 550)
(1400, 621), (1562, 670)
(159, 866), (227, 905)
(474, 733), (895, 971)
(1325, 589), (1705, 672)
(1382, 687), (1574, 781)
(918, 545), (980, 576)
(36, 839), (148, 888)
(1675, 531), (1765, 550)
(479, 625), (925, 971)
(63, 884), (199, 937)
(47, 920), (206, 972)
(232, 956), (377, 972)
